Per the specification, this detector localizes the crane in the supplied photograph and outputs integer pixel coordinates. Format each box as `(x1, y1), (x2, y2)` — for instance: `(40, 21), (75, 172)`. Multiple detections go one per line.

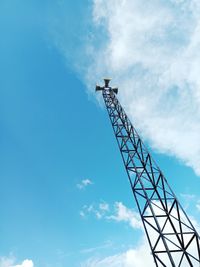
(96, 78), (200, 267)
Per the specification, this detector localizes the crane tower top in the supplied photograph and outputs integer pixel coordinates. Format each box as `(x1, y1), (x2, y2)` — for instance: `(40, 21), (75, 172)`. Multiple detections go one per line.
(96, 78), (118, 94)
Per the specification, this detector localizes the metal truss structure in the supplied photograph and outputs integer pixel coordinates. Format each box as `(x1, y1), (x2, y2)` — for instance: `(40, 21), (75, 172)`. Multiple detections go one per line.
(96, 79), (200, 267)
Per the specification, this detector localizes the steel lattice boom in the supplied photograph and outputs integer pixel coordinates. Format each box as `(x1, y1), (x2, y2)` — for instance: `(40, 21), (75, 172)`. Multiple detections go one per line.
(96, 79), (200, 267)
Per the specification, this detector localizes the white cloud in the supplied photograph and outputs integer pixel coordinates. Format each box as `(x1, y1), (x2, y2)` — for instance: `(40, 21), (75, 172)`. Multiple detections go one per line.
(107, 202), (142, 229)
(81, 237), (154, 267)
(11, 260), (34, 267)
(99, 202), (109, 211)
(80, 201), (142, 229)
(77, 179), (93, 190)
(0, 257), (34, 267)
(80, 203), (106, 219)
(80, 0), (200, 176)
(80, 210), (86, 217)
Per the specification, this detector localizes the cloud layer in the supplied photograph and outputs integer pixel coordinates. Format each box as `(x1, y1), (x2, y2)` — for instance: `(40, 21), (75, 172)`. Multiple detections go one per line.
(82, 0), (200, 175)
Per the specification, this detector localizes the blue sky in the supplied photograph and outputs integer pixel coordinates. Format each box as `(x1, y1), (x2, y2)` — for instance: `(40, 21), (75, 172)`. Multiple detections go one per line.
(1, 0), (200, 266)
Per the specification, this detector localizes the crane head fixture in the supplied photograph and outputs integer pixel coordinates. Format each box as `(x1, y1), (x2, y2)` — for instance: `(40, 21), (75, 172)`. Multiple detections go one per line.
(95, 78), (118, 94)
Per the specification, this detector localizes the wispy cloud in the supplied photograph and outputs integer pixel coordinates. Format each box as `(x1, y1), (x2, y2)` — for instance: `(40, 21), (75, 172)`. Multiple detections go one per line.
(80, 237), (154, 267)
(0, 256), (15, 267)
(81, 240), (113, 254)
(107, 202), (142, 229)
(80, 201), (142, 229)
(99, 202), (109, 211)
(77, 179), (93, 190)
(180, 193), (200, 212)
(80, 203), (108, 219)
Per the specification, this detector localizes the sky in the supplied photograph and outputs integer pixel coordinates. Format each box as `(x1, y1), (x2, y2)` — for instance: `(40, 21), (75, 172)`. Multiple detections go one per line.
(1, 0), (200, 266)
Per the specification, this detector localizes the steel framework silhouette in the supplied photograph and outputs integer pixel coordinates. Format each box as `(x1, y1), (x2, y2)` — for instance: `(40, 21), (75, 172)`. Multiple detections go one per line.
(96, 79), (200, 267)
